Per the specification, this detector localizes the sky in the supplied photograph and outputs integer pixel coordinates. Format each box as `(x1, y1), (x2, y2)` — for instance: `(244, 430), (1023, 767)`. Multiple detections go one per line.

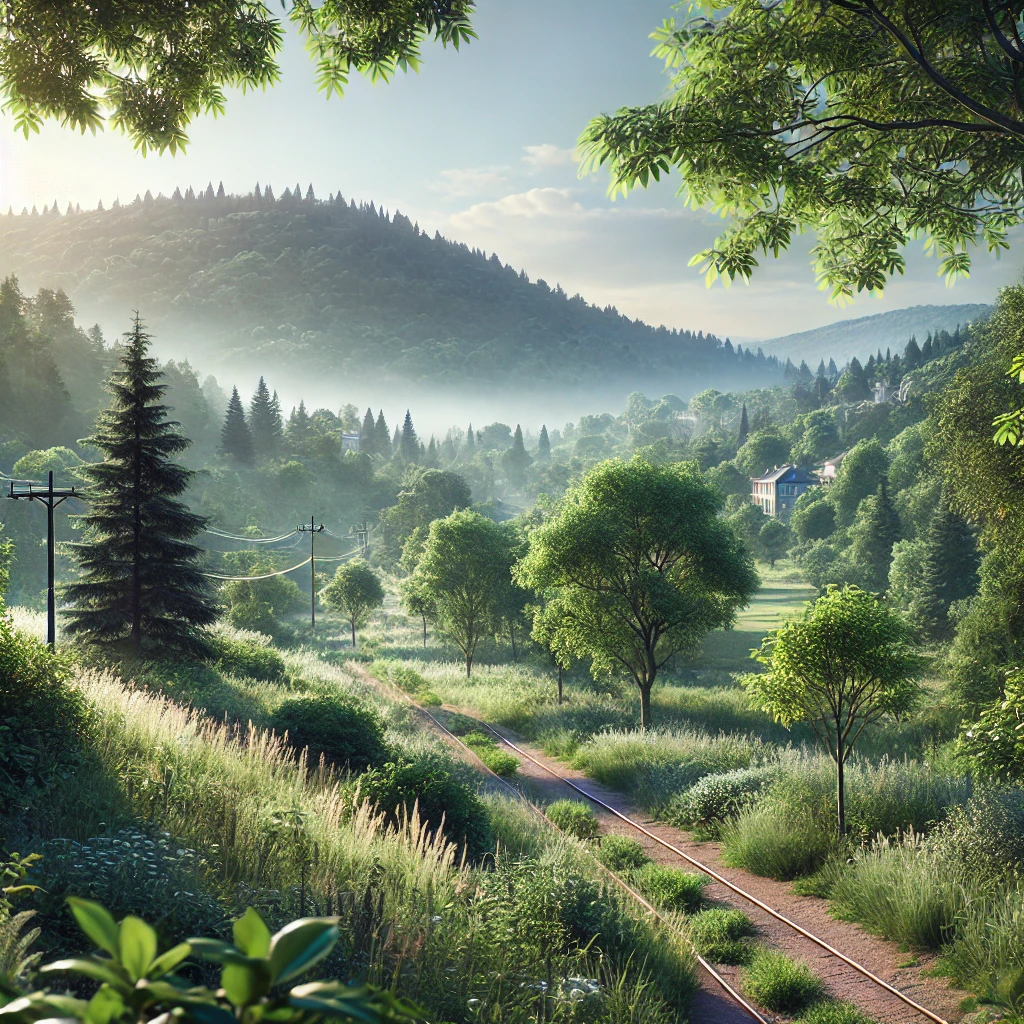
(1, 0), (1020, 343)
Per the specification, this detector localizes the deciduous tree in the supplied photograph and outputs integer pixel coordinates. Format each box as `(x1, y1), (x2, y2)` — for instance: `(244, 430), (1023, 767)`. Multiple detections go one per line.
(746, 586), (921, 837)
(321, 559), (385, 649)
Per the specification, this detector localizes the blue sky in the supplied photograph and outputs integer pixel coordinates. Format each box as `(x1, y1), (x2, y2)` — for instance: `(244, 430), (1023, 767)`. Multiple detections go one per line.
(1, 0), (1019, 341)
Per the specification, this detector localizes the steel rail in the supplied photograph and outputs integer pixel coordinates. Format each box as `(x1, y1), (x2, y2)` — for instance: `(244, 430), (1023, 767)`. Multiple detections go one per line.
(476, 720), (949, 1024)
(360, 668), (769, 1024)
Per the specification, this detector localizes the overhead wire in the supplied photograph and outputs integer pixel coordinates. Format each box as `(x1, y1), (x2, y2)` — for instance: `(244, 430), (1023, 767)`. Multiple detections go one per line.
(202, 556), (312, 581)
(204, 527), (298, 544)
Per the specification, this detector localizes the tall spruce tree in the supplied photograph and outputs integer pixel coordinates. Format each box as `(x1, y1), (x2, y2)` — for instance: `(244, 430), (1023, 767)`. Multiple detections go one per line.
(850, 478), (901, 593)
(359, 407), (376, 455)
(400, 410), (420, 462)
(737, 404), (750, 447)
(501, 424), (533, 487)
(912, 500), (980, 639)
(249, 376), (281, 458)
(538, 424), (551, 460)
(286, 400), (311, 451)
(375, 410), (391, 457)
(65, 316), (217, 657)
(220, 386), (253, 462)
(465, 423), (475, 454)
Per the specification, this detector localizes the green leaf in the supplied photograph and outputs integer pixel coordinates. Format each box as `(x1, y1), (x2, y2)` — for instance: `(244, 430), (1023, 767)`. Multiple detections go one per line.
(85, 984), (125, 1024)
(232, 908), (271, 958)
(221, 961), (271, 1007)
(40, 958), (130, 992)
(148, 942), (191, 978)
(118, 916), (158, 982)
(188, 938), (256, 966)
(268, 918), (339, 985)
(68, 898), (119, 956)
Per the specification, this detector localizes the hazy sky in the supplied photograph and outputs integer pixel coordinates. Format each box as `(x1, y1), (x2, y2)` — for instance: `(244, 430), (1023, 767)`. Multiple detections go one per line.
(1, 0), (1020, 342)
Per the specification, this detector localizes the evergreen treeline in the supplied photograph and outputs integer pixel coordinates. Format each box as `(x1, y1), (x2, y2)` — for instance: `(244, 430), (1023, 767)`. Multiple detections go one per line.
(0, 187), (783, 391)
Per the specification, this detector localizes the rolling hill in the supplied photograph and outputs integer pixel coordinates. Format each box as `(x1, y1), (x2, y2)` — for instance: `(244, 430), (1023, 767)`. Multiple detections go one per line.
(762, 304), (992, 366)
(0, 187), (781, 396)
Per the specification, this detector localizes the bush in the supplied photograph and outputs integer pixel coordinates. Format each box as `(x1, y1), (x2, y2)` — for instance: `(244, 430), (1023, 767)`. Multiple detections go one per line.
(210, 627), (287, 682)
(598, 835), (650, 872)
(546, 799), (600, 840)
(269, 692), (388, 772)
(0, 611), (90, 810)
(742, 949), (824, 1013)
(798, 1002), (874, 1024)
(666, 766), (778, 838)
(687, 908), (756, 964)
(462, 732), (519, 777)
(444, 712), (480, 736)
(359, 754), (493, 860)
(633, 864), (709, 914)
(720, 802), (836, 880)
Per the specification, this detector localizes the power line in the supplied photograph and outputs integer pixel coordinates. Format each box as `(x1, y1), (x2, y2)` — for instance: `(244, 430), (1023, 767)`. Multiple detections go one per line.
(202, 556), (313, 581)
(204, 526), (298, 544)
(297, 516), (324, 629)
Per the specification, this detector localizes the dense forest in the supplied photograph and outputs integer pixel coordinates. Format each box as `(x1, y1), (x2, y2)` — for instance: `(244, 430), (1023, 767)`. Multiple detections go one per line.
(0, 187), (783, 393)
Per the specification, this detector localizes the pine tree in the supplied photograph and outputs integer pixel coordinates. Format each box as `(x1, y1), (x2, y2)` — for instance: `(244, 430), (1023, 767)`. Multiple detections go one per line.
(538, 424), (551, 460)
(359, 407), (376, 455)
(465, 423), (475, 454)
(249, 376), (281, 457)
(912, 500), (980, 639)
(287, 400), (311, 451)
(64, 316), (216, 657)
(216, 181), (226, 198)
(220, 387), (253, 462)
(501, 424), (533, 487)
(850, 477), (901, 593)
(392, 425), (400, 453)
(269, 391), (284, 446)
(738, 404), (750, 446)
(399, 410), (420, 461)
(375, 410), (391, 457)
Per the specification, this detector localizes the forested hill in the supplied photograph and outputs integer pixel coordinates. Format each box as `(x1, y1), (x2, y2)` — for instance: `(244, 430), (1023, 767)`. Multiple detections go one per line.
(0, 187), (780, 393)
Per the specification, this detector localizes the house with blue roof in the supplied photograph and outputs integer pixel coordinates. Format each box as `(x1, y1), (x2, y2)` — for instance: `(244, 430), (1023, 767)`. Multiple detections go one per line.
(751, 464), (817, 518)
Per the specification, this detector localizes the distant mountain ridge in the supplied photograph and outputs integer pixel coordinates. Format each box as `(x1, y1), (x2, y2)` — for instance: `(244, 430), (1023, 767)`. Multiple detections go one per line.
(762, 304), (992, 366)
(0, 188), (781, 395)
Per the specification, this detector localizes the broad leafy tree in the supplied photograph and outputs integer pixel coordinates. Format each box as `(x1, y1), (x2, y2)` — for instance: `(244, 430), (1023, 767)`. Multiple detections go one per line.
(516, 457), (758, 728)
(377, 469), (472, 566)
(746, 586), (921, 837)
(957, 671), (1024, 782)
(65, 316), (217, 657)
(3, 2), (476, 153)
(408, 510), (513, 676)
(735, 429), (791, 478)
(828, 439), (888, 526)
(321, 559), (385, 649)
(580, 2), (1024, 300)
(757, 518), (790, 569)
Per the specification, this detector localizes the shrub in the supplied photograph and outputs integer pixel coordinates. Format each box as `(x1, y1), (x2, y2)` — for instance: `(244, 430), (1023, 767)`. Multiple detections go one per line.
(798, 1001), (874, 1024)
(359, 754), (493, 860)
(666, 766), (778, 838)
(0, 611), (90, 810)
(598, 835), (650, 872)
(687, 908), (756, 964)
(742, 949), (824, 1013)
(546, 800), (600, 840)
(633, 864), (709, 913)
(444, 712), (480, 736)
(418, 691), (442, 707)
(209, 627), (287, 682)
(269, 692), (388, 772)
(462, 733), (519, 777)
(720, 802), (836, 880)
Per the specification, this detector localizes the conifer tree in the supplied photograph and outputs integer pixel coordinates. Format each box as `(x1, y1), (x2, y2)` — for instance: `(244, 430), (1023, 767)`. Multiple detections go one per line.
(850, 478), (901, 593)
(538, 424), (551, 460)
(216, 181), (225, 198)
(912, 500), (980, 639)
(501, 424), (533, 487)
(269, 391), (284, 443)
(737, 404), (749, 446)
(400, 410), (420, 461)
(220, 386), (253, 462)
(286, 400), (311, 451)
(392, 424), (401, 453)
(65, 316), (216, 657)
(375, 410), (391, 457)
(249, 376), (281, 458)
(360, 407), (376, 455)
(426, 436), (438, 467)
(465, 423), (475, 454)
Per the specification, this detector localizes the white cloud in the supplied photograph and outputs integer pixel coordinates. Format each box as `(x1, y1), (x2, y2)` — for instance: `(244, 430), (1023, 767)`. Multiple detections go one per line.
(522, 144), (577, 170)
(430, 166), (510, 199)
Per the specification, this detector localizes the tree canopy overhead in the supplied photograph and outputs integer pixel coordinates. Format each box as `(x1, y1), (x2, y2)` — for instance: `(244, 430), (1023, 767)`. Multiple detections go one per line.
(1, 0), (476, 153)
(579, 1), (1024, 301)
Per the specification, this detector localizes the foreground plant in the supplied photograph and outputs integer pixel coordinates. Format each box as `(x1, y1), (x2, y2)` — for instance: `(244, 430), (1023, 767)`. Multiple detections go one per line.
(0, 898), (415, 1024)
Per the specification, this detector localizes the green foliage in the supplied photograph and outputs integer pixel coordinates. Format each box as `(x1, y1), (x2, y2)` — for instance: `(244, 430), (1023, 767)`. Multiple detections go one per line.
(0, 608), (89, 811)
(734, 429), (790, 478)
(828, 440), (888, 527)
(545, 800), (600, 841)
(797, 1003), (875, 1024)
(742, 949), (824, 1013)
(848, 479), (901, 593)
(579, 3), (1021, 299)
(746, 586), (922, 836)
(209, 627), (287, 682)
(632, 865), (709, 914)
(270, 692), (388, 772)
(219, 386), (253, 463)
(220, 553), (305, 641)
(596, 835), (649, 873)
(721, 802), (836, 881)
(666, 766), (778, 840)
(0, 898), (411, 1024)
(359, 754), (492, 860)
(460, 732), (519, 777)
(757, 517), (790, 569)
(320, 559), (385, 648)
(789, 489), (835, 542)
(64, 316), (217, 657)
(687, 909), (755, 965)
(518, 457), (758, 728)
(790, 410), (840, 467)
(957, 672), (1024, 782)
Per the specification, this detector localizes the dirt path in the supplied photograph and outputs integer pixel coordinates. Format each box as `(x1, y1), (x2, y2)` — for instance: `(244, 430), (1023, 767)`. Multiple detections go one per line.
(481, 722), (970, 1024)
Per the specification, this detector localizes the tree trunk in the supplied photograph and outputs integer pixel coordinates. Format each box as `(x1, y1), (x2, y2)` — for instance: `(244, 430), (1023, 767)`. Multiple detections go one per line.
(639, 683), (653, 730)
(510, 622), (518, 662)
(466, 652), (473, 677)
(422, 614), (427, 649)
(836, 742), (846, 839)
(350, 618), (357, 649)
(131, 420), (143, 657)
(557, 665), (563, 705)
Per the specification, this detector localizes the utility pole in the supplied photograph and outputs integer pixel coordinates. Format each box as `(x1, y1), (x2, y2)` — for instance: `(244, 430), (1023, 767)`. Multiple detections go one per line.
(7, 471), (82, 646)
(297, 516), (324, 629)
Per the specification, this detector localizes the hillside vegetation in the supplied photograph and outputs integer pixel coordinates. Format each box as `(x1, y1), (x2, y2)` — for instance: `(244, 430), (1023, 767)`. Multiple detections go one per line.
(0, 188), (781, 393)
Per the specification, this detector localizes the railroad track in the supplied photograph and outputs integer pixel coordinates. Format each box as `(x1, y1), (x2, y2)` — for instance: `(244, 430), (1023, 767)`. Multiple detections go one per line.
(360, 668), (950, 1024)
